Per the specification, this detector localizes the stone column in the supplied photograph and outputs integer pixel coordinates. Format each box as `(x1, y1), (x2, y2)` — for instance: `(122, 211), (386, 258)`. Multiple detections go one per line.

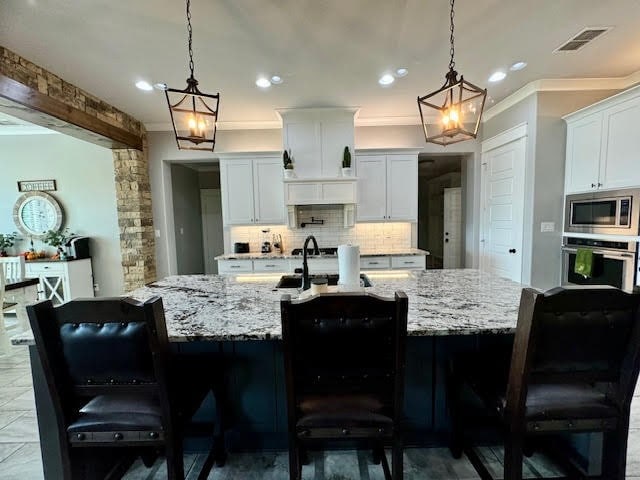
(113, 138), (156, 292)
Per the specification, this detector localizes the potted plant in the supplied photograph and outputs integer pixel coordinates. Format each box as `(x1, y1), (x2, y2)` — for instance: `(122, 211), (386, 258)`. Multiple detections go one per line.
(342, 146), (352, 176)
(42, 228), (74, 260)
(283, 149), (295, 178)
(0, 232), (17, 257)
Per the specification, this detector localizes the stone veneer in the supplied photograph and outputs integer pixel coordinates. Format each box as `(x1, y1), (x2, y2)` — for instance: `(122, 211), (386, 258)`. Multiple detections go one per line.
(1, 45), (156, 291)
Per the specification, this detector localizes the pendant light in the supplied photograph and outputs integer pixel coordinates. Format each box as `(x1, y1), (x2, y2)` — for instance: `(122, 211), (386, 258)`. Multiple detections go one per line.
(164, 0), (220, 151)
(417, 0), (487, 146)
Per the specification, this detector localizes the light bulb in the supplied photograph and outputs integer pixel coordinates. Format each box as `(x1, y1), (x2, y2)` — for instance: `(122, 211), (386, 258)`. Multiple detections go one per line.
(449, 109), (459, 123)
(188, 116), (197, 129)
(442, 114), (450, 126)
(198, 121), (206, 132)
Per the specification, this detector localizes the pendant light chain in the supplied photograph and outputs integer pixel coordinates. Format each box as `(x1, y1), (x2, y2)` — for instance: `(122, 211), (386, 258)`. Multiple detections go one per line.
(186, 0), (195, 78)
(448, 0), (455, 72)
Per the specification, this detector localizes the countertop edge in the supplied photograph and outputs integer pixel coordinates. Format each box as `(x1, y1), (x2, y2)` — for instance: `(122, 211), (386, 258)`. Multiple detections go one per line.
(216, 249), (430, 260)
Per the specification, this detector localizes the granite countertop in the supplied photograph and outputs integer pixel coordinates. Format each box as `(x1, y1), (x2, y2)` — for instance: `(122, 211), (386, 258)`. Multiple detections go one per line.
(216, 248), (430, 260)
(12, 269), (526, 345)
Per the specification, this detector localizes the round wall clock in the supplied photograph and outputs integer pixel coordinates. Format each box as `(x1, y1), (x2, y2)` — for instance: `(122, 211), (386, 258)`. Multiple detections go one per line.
(12, 191), (64, 237)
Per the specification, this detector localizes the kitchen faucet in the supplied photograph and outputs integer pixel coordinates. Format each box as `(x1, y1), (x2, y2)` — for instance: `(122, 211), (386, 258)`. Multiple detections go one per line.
(302, 235), (320, 290)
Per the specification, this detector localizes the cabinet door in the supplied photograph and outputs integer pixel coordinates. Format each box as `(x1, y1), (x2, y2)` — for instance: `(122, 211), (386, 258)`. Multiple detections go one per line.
(386, 154), (418, 221)
(355, 155), (387, 221)
(600, 96), (640, 190)
(565, 112), (602, 194)
(221, 159), (255, 225)
(321, 121), (354, 177)
(253, 158), (285, 224)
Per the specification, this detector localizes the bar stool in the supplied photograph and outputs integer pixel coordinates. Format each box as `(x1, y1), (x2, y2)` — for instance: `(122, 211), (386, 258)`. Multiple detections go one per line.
(448, 287), (640, 480)
(281, 291), (408, 480)
(27, 296), (223, 479)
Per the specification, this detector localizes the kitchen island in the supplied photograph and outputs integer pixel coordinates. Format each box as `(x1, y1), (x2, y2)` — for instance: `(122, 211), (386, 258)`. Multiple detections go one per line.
(15, 269), (532, 477)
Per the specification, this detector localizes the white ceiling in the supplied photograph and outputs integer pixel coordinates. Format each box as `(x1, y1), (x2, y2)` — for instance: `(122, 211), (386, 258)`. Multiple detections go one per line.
(2, 0), (640, 128)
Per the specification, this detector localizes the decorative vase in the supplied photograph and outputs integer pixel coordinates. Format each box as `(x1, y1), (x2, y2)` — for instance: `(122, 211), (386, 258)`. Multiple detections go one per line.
(341, 167), (352, 177)
(284, 169), (295, 179)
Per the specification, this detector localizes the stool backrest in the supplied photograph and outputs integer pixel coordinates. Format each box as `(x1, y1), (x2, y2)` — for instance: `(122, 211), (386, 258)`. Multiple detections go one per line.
(506, 287), (640, 417)
(281, 292), (408, 421)
(27, 297), (173, 440)
(0, 256), (25, 283)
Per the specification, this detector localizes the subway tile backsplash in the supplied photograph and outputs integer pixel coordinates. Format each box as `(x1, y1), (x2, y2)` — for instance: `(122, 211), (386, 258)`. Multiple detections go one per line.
(229, 206), (412, 253)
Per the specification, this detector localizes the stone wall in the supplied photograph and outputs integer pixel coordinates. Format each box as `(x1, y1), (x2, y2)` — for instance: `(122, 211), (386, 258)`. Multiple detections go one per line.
(0, 45), (156, 292)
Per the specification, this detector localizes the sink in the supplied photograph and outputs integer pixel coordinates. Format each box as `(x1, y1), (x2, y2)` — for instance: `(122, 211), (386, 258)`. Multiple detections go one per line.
(275, 273), (372, 289)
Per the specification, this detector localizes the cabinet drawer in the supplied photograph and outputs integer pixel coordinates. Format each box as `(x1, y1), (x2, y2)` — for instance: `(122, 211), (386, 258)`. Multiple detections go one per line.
(360, 257), (391, 269)
(391, 256), (425, 269)
(26, 262), (66, 276)
(218, 260), (253, 274)
(253, 259), (289, 272)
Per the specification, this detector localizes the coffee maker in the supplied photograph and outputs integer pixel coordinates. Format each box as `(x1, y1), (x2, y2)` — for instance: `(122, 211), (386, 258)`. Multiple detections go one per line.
(261, 229), (272, 253)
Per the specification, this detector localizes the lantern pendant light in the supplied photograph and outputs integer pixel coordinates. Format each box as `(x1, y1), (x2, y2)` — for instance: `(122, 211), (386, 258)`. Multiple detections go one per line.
(417, 0), (487, 146)
(165, 0), (220, 151)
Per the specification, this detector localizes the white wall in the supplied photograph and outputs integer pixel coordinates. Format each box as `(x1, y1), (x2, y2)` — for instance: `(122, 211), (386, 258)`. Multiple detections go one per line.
(0, 134), (123, 295)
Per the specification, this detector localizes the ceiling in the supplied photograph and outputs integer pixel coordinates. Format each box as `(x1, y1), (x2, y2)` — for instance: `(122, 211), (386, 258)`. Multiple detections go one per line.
(2, 0), (640, 128)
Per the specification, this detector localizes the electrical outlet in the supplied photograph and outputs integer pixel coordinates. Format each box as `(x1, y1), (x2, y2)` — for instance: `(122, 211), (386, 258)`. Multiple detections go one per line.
(540, 222), (555, 233)
(93, 283), (100, 292)
(180, 227), (184, 235)
(155, 229), (161, 238)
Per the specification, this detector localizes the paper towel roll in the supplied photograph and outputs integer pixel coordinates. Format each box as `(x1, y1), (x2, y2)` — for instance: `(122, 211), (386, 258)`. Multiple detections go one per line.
(338, 244), (360, 290)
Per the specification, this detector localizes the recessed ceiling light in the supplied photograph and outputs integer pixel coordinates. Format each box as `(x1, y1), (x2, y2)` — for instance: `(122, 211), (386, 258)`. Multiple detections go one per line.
(395, 68), (408, 77)
(510, 61), (527, 71)
(379, 74), (395, 86)
(153, 82), (168, 91)
(488, 71), (507, 83)
(271, 75), (283, 84)
(135, 80), (153, 91)
(256, 77), (271, 88)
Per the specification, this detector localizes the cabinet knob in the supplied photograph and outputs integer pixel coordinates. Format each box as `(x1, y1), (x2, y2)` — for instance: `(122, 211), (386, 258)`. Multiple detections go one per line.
(598, 182), (603, 187)
(591, 183), (596, 188)
(509, 248), (516, 254)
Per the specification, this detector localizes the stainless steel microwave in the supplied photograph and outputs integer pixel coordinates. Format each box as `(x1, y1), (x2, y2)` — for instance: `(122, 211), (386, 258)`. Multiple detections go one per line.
(564, 188), (640, 236)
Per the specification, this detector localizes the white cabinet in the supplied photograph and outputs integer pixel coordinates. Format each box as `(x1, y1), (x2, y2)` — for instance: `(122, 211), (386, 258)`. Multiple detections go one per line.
(217, 259), (253, 274)
(355, 152), (418, 221)
(25, 259), (94, 305)
(360, 256), (391, 269)
(220, 156), (285, 225)
(564, 87), (640, 194)
(391, 255), (426, 270)
(253, 259), (289, 272)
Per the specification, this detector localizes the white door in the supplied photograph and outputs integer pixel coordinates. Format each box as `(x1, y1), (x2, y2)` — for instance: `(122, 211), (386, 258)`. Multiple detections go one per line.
(480, 136), (526, 282)
(443, 187), (462, 269)
(220, 159), (255, 225)
(253, 158), (285, 224)
(565, 111), (602, 194)
(386, 154), (418, 221)
(600, 96), (640, 190)
(201, 189), (224, 274)
(355, 155), (387, 221)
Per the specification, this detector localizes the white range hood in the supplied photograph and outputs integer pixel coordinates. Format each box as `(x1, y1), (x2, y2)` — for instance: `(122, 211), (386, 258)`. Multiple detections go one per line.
(283, 176), (357, 206)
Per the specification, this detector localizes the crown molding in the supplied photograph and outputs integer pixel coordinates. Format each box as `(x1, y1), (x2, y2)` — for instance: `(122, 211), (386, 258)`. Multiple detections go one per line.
(482, 70), (640, 123)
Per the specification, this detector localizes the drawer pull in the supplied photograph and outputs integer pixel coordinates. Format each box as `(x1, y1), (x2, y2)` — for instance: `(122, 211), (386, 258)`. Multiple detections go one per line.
(230, 265), (241, 269)
(368, 262), (379, 265)
(403, 261), (415, 265)
(265, 264), (277, 268)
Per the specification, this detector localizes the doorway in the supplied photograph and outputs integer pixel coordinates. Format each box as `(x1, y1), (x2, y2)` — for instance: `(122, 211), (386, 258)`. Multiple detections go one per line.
(417, 155), (464, 269)
(170, 162), (223, 274)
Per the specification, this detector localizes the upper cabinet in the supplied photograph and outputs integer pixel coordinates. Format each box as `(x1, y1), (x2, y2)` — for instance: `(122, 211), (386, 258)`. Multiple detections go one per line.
(355, 152), (418, 222)
(565, 87), (640, 194)
(220, 156), (285, 225)
(280, 108), (356, 178)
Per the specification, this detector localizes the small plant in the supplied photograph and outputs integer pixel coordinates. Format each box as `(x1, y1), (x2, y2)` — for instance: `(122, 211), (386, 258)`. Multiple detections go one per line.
(283, 149), (294, 170)
(0, 232), (18, 256)
(42, 228), (74, 249)
(342, 146), (351, 168)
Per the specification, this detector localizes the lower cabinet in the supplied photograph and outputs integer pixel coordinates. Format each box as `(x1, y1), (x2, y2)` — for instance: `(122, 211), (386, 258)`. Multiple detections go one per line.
(25, 259), (94, 305)
(217, 255), (427, 275)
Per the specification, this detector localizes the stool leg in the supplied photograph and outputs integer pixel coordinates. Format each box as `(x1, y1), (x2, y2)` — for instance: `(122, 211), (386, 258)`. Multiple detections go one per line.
(166, 438), (185, 480)
(392, 434), (403, 480)
(504, 433), (524, 480)
(288, 437), (300, 480)
(447, 369), (463, 459)
(602, 423), (629, 480)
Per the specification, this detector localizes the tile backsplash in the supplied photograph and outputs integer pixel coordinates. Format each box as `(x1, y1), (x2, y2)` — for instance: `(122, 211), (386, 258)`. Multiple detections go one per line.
(229, 206), (412, 253)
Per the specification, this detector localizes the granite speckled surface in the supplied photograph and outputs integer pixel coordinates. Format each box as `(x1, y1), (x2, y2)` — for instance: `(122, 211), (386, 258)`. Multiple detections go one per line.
(12, 269), (527, 345)
(215, 248), (430, 260)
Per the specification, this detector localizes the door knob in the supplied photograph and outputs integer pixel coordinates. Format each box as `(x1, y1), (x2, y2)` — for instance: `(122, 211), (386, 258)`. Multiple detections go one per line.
(509, 248), (516, 254)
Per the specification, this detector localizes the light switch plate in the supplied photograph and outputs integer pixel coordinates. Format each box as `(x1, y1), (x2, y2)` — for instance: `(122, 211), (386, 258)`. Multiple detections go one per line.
(540, 222), (555, 233)
(155, 229), (161, 238)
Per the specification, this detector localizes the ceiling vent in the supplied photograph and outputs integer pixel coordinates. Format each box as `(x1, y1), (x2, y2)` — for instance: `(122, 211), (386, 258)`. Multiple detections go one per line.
(554, 27), (612, 52)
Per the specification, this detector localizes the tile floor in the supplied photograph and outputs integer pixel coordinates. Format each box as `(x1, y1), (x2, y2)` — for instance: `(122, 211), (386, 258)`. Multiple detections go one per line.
(1, 340), (639, 480)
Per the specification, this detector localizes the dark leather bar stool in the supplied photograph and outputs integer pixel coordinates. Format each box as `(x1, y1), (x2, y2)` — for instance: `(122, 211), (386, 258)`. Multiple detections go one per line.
(281, 291), (408, 480)
(27, 296), (223, 480)
(448, 287), (640, 480)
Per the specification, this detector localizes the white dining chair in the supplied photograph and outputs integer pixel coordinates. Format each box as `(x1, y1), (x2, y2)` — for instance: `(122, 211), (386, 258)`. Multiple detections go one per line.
(0, 271), (11, 354)
(0, 256), (26, 283)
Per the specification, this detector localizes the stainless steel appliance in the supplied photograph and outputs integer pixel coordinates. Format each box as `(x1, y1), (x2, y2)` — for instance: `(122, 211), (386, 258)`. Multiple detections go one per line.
(562, 237), (638, 292)
(64, 236), (90, 260)
(233, 242), (250, 253)
(564, 188), (640, 236)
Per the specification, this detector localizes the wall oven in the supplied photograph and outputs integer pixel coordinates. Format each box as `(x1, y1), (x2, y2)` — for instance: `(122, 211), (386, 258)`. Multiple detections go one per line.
(562, 237), (638, 292)
(564, 188), (640, 236)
